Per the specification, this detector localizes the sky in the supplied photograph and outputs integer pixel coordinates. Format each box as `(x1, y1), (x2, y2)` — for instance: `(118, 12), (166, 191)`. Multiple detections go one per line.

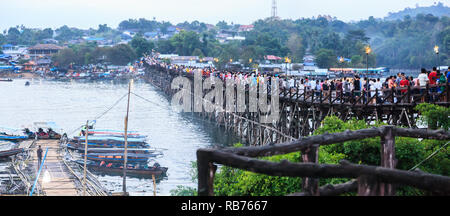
(0, 0), (447, 31)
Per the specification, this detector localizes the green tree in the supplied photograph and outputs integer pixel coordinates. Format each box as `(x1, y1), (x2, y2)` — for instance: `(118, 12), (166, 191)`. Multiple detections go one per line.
(52, 48), (78, 68)
(130, 35), (155, 58)
(155, 39), (175, 54)
(170, 30), (202, 56)
(7, 27), (20, 45)
(286, 34), (304, 62)
(97, 24), (111, 33)
(315, 48), (336, 68)
(106, 44), (136, 65)
(191, 48), (204, 58)
(351, 55), (362, 66)
(415, 103), (450, 130)
(216, 21), (229, 30)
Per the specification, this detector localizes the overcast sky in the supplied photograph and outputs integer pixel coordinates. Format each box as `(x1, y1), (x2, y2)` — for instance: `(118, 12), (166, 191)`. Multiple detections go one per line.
(0, 0), (447, 31)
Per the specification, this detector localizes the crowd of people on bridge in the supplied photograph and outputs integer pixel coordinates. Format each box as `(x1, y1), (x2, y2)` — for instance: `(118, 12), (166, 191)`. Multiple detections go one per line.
(143, 54), (449, 105)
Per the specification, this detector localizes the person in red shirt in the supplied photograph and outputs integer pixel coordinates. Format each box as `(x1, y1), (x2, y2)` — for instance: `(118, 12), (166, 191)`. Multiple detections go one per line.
(399, 76), (410, 94)
(428, 67), (438, 102)
(429, 67), (438, 85)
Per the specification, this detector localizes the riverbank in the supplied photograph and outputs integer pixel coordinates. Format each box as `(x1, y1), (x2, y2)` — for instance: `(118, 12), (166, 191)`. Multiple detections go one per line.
(0, 72), (41, 79)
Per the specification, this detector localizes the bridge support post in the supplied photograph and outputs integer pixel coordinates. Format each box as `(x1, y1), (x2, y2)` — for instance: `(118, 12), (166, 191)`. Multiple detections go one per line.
(197, 150), (216, 196)
(301, 144), (319, 195)
(357, 126), (397, 196)
(380, 126), (397, 195)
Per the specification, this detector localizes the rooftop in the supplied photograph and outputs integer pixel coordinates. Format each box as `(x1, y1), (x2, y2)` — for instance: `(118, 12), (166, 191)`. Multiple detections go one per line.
(28, 44), (63, 51)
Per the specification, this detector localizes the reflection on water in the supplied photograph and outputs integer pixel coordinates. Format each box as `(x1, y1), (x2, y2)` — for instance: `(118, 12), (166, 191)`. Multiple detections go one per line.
(0, 79), (238, 195)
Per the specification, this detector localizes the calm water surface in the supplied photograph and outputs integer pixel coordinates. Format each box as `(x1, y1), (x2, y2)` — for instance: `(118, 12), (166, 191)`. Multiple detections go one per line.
(0, 79), (238, 195)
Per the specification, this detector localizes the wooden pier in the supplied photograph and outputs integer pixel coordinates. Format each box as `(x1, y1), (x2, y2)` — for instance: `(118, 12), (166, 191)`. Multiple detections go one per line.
(30, 140), (78, 196)
(11, 139), (108, 196)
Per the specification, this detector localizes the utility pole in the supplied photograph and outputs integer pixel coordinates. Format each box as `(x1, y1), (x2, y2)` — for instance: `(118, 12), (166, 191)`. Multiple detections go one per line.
(122, 79), (132, 195)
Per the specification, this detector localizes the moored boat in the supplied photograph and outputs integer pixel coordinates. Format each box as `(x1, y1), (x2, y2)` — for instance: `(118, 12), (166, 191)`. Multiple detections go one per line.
(0, 141), (24, 158)
(0, 148), (24, 158)
(67, 144), (158, 154)
(75, 160), (168, 179)
(86, 129), (147, 138)
(68, 141), (149, 149)
(82, 152), (162, 164)
(0, 127), (29, 142)
(72, 136), (147, 145)
(0, 135), (28, 142)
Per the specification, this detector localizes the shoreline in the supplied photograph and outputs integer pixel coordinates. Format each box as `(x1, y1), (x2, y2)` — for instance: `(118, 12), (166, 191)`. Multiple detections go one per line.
(0, 72), (41, 79)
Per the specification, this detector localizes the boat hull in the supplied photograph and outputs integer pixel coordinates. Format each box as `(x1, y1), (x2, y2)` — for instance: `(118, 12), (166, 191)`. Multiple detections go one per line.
(0, 148), (24, 158)
(85, 155), (151, 164)
(75, 160), (168, 178)
(68, 142), (149, 149)
(0, 135), (28, 142)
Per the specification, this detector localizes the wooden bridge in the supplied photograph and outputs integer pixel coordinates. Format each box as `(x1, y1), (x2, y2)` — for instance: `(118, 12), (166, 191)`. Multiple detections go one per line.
(144, 64), (449, 146)
(30, 140), (78, 195)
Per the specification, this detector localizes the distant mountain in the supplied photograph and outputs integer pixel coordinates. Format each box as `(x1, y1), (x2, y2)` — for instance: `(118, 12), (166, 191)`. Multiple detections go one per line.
(385, 2), (450, 21)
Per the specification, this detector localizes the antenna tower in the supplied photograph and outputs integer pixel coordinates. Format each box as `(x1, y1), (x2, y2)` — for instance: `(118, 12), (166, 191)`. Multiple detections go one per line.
(271, 0), (278, 18)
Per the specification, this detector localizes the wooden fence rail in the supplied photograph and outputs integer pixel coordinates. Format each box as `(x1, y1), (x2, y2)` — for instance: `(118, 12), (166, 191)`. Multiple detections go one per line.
(197, 126), (450, 196)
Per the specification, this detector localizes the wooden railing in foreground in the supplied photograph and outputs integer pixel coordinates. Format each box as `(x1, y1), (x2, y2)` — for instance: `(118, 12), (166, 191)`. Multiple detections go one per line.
(197, 126), (450, 196)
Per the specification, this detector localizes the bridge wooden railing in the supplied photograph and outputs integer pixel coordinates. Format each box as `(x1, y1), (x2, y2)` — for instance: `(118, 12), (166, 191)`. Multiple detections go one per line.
(279, 83), (449, 106)
(146, 64), (449, 107)
(197, 126), (450, 196)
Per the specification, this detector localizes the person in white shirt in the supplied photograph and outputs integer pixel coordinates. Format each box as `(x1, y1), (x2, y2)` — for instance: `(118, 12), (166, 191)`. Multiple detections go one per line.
(374, 78), (383, 97)
(309, 78), (316, 95)
(369, 79), (376, 103)
(289, 77), (295, 88)
(417, 68), (429, 89)
(298, 79), (305, 96)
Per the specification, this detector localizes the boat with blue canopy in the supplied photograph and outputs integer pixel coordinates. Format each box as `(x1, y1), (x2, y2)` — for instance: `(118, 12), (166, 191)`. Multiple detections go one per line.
(67, 144), (158, 154)
(82, 152), (163, 164)
(68, 141), (149, 149)
(87, 129), (147, 138)
(0, 127), (29, 142)
(72, 136), (147, 145)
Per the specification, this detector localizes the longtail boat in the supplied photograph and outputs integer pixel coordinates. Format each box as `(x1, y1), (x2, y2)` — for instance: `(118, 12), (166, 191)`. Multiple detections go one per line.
(0, 148), (24, 158)
(68, 141), (149, 149)
(67, 144), (158, 154)
(75, 160), (168, 179)
(83, 152), (162, 164)
(0, 135), (28, 142)
(87, 129), (147, 138)
(0, 141), (24, 158)
(33, 122), (63, 140)
(72, 136), (147, 145)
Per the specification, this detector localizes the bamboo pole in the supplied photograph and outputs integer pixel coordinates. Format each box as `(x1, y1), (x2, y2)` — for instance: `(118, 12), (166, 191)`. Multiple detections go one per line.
(152, 174), (156, 196)
(122, 80), (132, 195)
(83, 120), (89, 196)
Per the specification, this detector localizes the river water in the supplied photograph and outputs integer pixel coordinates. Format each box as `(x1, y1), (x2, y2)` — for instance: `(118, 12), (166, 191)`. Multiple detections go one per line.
(0, 79), (238, 195)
